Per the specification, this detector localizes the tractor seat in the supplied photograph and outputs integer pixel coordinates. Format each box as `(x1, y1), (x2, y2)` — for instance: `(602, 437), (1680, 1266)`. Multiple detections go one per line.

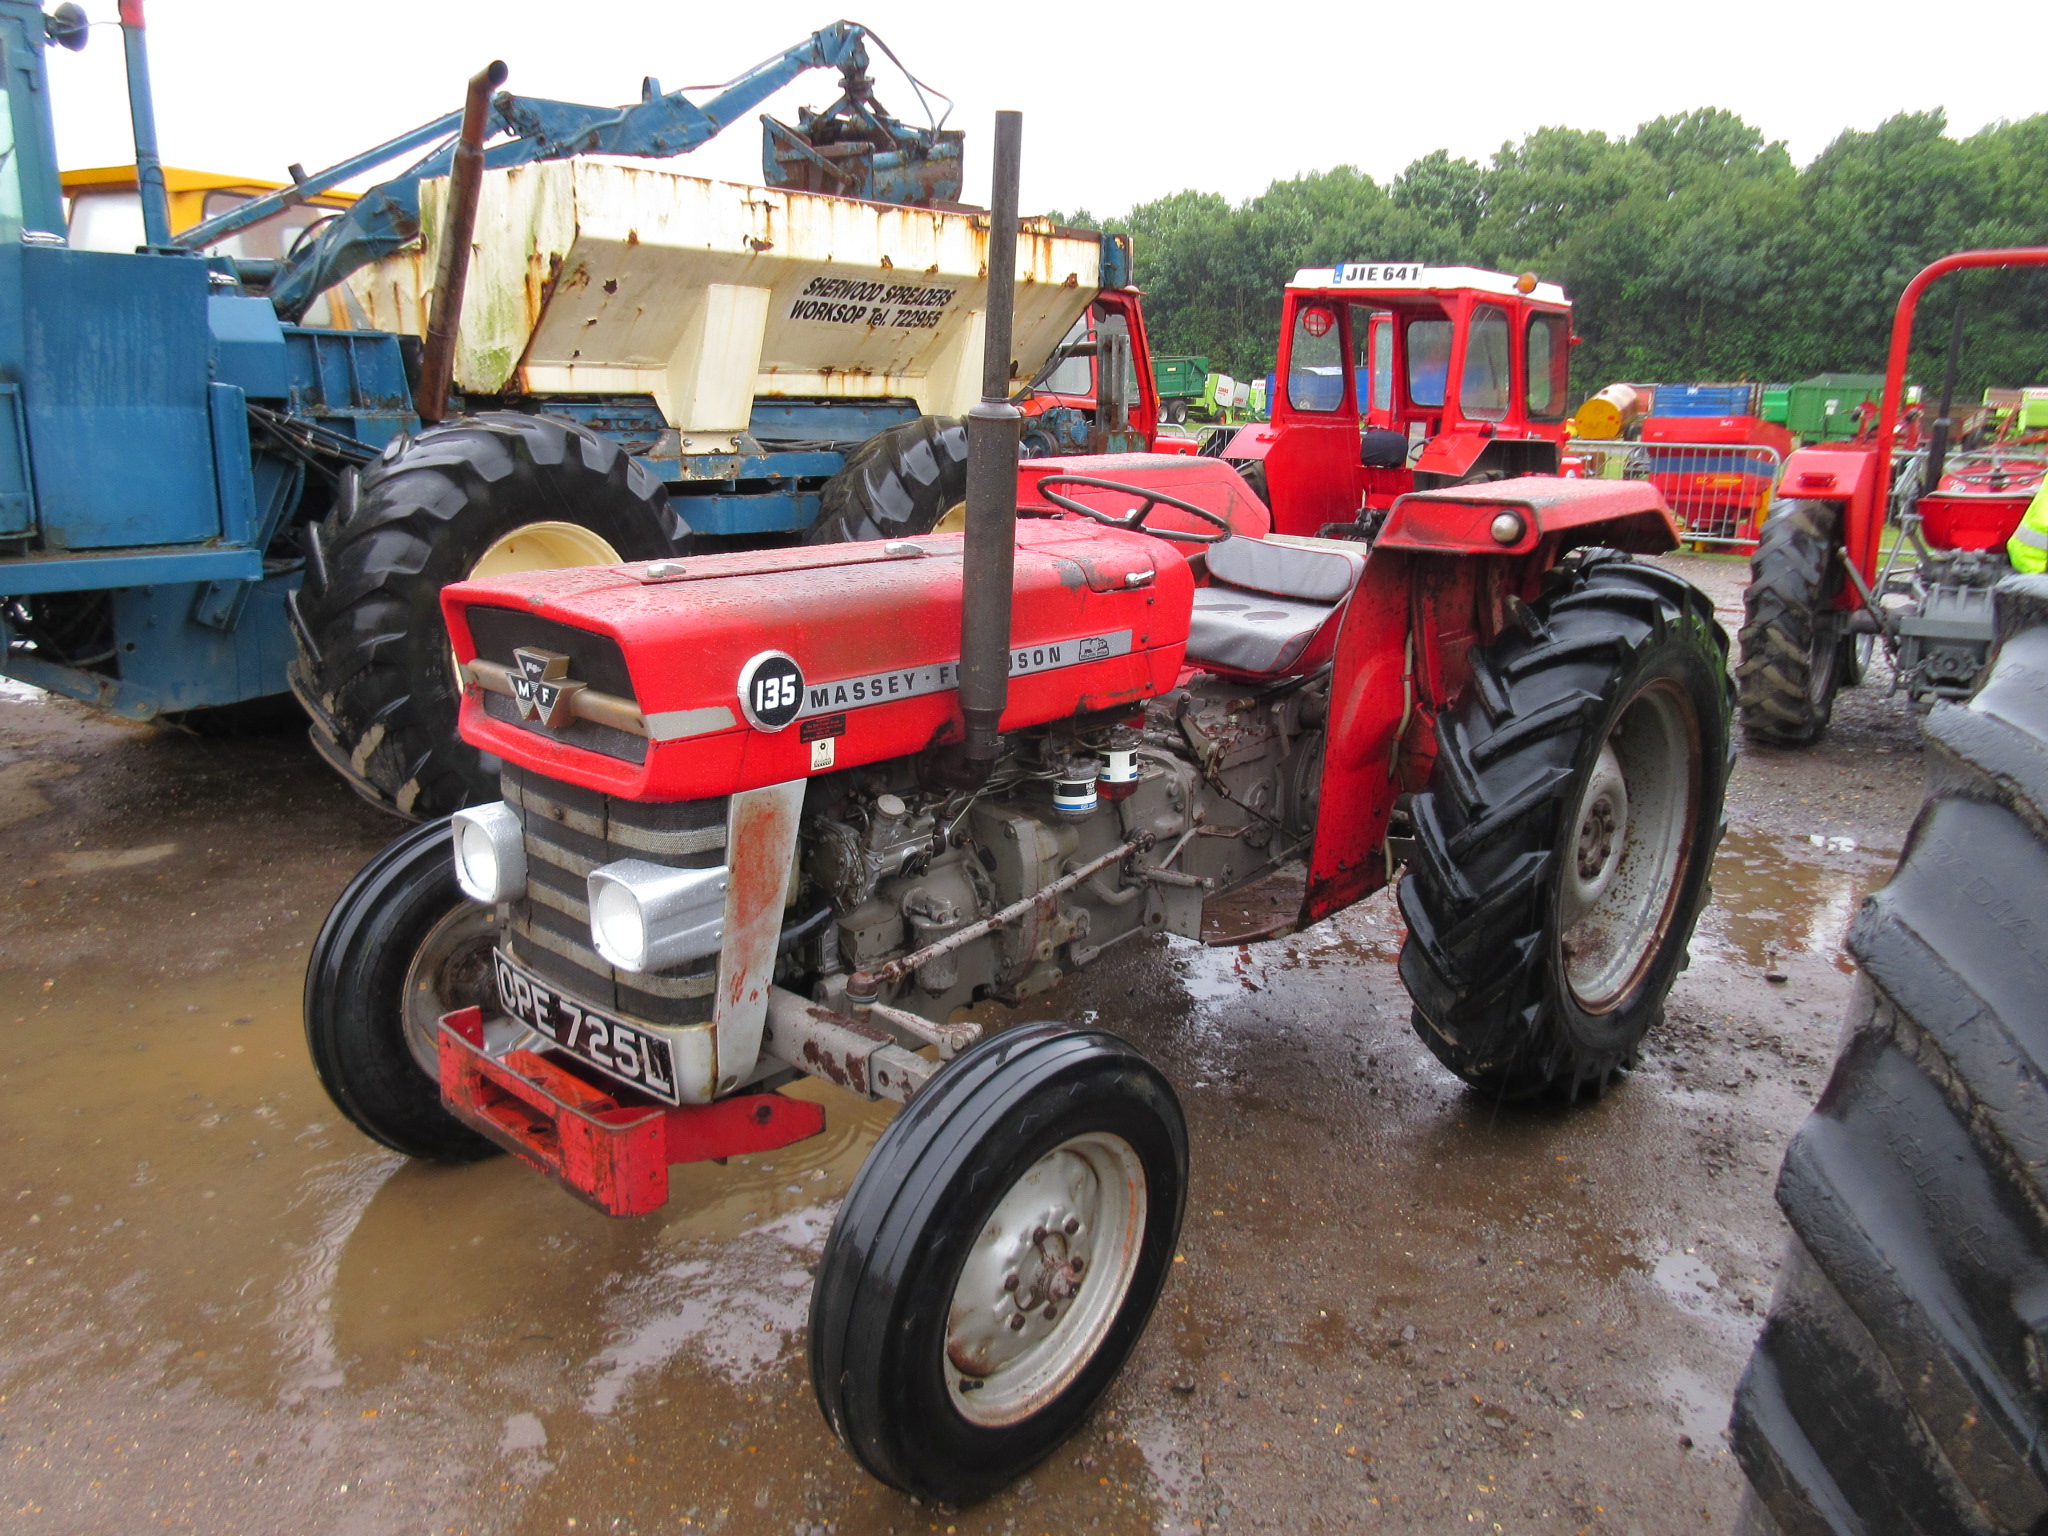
(1185, 535), (1367, 674)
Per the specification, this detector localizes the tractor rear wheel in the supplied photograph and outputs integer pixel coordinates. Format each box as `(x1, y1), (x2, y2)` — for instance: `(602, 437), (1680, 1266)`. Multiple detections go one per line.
(809, 1024), (1186, 1504)
(804, 416), (969, 544)
(1737, 499), (1847, 745)
(287, 413), (686, 820)
(1397, 553), (1733, 1100)
(1732, 583), (2048, 1534)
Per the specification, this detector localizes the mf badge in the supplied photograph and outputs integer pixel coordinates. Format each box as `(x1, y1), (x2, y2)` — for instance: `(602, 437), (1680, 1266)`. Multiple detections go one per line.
(510, 647), (585, 730)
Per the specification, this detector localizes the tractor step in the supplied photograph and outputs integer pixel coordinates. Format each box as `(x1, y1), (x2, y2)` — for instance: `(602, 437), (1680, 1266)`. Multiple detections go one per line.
(436, 1007), (826, 1216)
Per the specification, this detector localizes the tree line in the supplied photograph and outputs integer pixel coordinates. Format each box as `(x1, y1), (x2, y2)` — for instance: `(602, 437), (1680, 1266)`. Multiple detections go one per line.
(1064, 109), (2048, 405)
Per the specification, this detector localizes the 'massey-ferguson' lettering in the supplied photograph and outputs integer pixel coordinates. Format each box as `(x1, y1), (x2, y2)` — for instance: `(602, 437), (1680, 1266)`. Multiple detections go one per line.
(794, 631), (1133, 721)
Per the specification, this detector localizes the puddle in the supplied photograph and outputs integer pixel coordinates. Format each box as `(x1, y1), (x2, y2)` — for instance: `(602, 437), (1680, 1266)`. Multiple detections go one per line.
(1656, 1362), (1734, 1451)
(1698, 828), (1898, 971)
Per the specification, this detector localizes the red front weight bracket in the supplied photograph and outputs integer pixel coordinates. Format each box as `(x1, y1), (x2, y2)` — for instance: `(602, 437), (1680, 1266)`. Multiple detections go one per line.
(436, 1007), (827, 1217)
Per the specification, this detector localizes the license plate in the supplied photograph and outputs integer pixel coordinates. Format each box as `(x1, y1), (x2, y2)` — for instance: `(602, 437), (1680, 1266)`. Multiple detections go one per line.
(491, 948), (681, 1105)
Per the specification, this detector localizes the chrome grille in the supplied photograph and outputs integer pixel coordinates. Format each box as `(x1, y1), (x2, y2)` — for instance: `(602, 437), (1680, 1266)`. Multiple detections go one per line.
(499, 763), (727, 1026)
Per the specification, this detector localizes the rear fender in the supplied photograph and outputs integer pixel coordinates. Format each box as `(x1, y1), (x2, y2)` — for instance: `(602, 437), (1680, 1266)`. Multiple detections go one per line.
(1376, 475), (1677, 558)
(1772, 446), (1881, 609)
(1412, 435), (1562, 487)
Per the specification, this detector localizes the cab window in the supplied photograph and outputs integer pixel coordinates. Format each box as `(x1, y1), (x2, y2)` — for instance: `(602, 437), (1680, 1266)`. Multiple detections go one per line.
(1525, 312), (1570, 420)
(1406, 318), (1451, 408)
(1041, 316), (1092, 396)
(1286, 304), (1345, 412)
(1461, 305), (1511, 420)
(1363, 312), (1393, 414)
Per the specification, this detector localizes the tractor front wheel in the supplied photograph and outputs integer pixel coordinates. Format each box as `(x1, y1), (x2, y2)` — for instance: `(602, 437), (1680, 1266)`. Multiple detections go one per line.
(804, 416), (969, 544)
(304, 819), (501, 1162)
(1398, 554), (1733, 1100)
(287, 412), (687, 820)
(808, 1024), (1186, 1504)
(1737, 499), (1848, 745)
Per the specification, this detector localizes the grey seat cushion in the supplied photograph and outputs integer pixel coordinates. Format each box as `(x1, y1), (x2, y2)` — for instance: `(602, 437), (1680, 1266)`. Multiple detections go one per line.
(1205, 535), (1365, 603)
(1186, 587), (1337, 673)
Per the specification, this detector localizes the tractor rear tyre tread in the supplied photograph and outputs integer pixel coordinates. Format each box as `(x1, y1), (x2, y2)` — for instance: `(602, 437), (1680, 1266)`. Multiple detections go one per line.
(1730, 600), (2048, 1535)
(1397, 552), (1733, 1100)
(1738, 499), (1845, 746)
(287, 412), (685, 820)
(805, 416), (969, 544)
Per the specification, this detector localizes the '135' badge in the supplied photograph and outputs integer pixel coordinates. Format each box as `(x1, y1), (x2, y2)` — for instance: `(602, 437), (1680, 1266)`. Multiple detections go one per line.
(737, 650), (805, 731)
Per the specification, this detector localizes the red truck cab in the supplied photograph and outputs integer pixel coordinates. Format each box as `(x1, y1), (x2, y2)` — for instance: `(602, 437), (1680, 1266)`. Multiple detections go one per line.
(1225, 264), (1575, 536)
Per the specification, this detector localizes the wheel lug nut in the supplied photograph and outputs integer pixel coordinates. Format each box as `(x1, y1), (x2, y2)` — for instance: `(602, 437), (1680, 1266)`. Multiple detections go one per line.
(1063, 1217), (1080, 1235)
(1002, 1272), (1019, 1292)
(1032, 1225), (1047, 1243)
(1042, 1303), (1057, 1320)
(1070, 1257), (1085, 1274)
(1008, 1314), (1026, 1331)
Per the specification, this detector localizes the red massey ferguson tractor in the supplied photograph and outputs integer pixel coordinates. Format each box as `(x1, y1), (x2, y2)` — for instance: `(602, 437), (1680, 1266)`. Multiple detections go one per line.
(1736, 248), (2048, 743)
(303, 134), (1731, 1501)
(1214, 263), (1576, 530)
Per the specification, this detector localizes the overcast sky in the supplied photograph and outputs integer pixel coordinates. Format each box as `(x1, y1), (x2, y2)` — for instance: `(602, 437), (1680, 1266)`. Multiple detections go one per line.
(44, 1), (2048, 217)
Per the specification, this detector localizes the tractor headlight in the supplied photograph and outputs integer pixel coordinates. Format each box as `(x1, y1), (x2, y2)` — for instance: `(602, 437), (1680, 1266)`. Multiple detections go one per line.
(450, 802), (526, 903)
(587, 859), (728, 973)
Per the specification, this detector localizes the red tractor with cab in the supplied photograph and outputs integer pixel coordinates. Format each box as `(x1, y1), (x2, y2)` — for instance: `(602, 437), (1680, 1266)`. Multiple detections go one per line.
(1737, 248), (2048, 742)
(304, 129), (1731, 1503)
(1217, 263), (1576, 533)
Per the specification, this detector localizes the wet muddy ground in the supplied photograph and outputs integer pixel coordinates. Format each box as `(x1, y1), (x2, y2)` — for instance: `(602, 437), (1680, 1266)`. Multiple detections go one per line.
(0, 552), (1923, 1535)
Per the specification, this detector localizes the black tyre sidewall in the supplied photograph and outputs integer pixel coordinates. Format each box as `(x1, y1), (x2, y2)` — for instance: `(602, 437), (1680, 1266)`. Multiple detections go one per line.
(1541, 619), (1726, 1064)
(304, 819), (497, 1162)
(810, 1027), (1186, 1503)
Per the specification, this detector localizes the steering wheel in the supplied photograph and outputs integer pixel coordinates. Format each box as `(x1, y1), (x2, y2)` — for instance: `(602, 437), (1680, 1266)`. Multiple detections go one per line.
(1035, 474), (1233, 544)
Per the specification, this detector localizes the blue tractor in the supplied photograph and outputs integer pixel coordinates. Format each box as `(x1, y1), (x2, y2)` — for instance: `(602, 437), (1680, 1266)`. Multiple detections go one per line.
(1, 3), (1151, 819)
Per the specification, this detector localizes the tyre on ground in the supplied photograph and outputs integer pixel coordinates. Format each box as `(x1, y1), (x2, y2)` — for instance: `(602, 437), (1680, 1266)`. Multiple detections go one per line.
(1398, 551), (1734, 1101)
(1730, 574), (2048, 1535)
(288, 412), (687, 821)
(1737, 499), (1850, 746)
(804, 416), (969, 544)
(303, 817), (500, 1162)
(809, 1023), (1186, 1504)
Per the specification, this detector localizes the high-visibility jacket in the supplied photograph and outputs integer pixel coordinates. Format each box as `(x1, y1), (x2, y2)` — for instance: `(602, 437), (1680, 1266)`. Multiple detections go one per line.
(2010, 481), (2048, 574)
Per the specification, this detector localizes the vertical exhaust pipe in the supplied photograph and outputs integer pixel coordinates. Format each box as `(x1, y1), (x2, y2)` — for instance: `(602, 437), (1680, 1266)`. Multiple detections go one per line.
(954, 111), (1024, 780)
(416, 61), (509, 426)
(116, 1), (171, 248)
(1923, 298), (1967, 508)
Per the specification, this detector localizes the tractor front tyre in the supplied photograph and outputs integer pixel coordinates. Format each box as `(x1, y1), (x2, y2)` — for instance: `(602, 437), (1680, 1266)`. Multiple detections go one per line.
(809, 1024), (1186, 1504)
(1737, 499), (1847, 745)
(304, 819), (500, 1162)
(804, 416), (969, 544)
(1731, 579), (2048, 1534)
(287, 412), (686, 821)
(1398, 554), (1733, 1101)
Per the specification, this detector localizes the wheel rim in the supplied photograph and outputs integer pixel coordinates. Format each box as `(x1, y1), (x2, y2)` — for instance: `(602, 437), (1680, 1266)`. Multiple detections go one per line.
(467, 521), (623, 579)
(931, 500), (969, 535)
(943, 1131), (1148, 1427)
(1557, 681), (1699, 1011)
(399, 901), (502, 1076)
